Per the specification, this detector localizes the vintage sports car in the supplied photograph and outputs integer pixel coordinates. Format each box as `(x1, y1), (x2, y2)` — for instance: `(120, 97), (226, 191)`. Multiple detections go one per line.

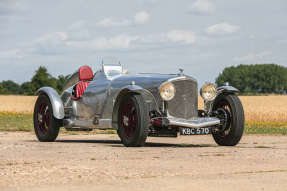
(33, 64), (244, 147)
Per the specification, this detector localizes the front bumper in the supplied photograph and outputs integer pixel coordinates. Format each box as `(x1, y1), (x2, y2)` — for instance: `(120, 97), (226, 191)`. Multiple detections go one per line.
(168, 117), (220, 128)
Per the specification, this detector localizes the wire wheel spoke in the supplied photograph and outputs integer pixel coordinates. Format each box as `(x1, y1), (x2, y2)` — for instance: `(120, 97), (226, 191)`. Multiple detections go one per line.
(121, 100), (137, 140)
(216, 101), (232, 137)
(37, 102), (50, 134)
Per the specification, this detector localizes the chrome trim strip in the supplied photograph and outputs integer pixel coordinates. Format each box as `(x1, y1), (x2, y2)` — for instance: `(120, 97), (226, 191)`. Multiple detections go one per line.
(168, 117), (220, 128)
(158, 76), (193, 102)
(159, 76), (188, 90)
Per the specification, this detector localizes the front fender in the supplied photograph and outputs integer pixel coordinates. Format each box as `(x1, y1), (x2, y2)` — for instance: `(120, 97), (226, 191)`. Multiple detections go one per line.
(116, 85), (159, 110)
(217, 85), (239, 95)
(205, 86), (239, 113)
(111, 84), (159, 130)
(35, 87), (65, 119)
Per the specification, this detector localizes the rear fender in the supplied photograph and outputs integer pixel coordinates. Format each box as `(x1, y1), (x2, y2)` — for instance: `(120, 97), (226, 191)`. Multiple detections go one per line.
(35, 87), (65, 119)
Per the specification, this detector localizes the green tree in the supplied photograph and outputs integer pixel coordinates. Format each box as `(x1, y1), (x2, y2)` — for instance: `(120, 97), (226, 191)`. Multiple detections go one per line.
(216, 64), (287, 94)
(0, 80), (21, 94)
(0, 66), (71, 95)
(0, 83), (5, 94)
(56, 74), (70, 93)
(30, 66), (58, 93)
(20, 82), (34, 95)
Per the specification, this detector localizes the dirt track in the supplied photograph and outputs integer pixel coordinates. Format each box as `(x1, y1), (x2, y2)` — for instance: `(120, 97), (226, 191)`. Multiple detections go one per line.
(0, 132), (287, 191)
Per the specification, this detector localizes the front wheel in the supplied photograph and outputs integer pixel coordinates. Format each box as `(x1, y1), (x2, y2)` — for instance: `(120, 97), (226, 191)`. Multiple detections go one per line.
(117, 93), (149, 147)
(212, 94), (245, 146)
(33, 94), (61, 142)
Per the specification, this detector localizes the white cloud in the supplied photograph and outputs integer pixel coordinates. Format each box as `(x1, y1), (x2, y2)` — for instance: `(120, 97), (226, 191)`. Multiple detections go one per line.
(31, 32), (69, 54)
(166, 30), (196, 44)
(96, 11), (150, 28)
(68, 29), (91, 41)
(235, 51), (272, 62)
(68, 20), (91, 41)
(140, 0), (160, 6)
(66, 34), (139, 50)
(206, 22), (240, 35)
(189, 0), (215, 14)
(35, 32), (68, 43)
(20, 28), (198, 56)
(96, 18), (131, 27)
(0, 48), (23, 58)
(134, 11), (150, 24)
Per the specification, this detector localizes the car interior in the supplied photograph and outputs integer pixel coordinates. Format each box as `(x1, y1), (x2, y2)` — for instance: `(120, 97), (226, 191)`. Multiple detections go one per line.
(71, 65), (93, 100)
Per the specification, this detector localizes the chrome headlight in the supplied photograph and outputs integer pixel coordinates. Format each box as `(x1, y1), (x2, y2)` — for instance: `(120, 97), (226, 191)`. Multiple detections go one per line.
(160, 82), (176, 101)
(200, 83), (217, 101)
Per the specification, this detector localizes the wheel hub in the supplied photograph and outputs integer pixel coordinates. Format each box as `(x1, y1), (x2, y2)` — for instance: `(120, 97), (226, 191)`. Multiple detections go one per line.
(38, 113), (43, 123)
(216, 108), (230, 131)
(123, 115), (129, 126)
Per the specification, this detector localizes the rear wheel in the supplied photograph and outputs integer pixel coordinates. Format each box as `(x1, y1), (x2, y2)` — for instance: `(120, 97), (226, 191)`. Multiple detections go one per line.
(33, 94), (61, 142)
(117, 93), (149, 147)
(212, 94), (244, 146)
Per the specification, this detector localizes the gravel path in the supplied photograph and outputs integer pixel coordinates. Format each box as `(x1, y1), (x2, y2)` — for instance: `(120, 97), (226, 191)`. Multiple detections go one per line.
(0, 132), (287, 191)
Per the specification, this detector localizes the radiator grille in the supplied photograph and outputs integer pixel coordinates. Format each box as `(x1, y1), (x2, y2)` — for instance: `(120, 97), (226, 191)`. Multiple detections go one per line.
(167, 79), (198, 119)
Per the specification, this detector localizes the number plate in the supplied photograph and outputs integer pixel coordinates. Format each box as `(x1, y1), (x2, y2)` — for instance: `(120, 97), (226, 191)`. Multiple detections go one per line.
(179, 127), (211, 135)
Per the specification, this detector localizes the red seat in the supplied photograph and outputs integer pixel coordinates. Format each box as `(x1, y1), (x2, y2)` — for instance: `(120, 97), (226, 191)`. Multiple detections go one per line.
(79, 65), (93, 81)
(72, 66), (93, 100)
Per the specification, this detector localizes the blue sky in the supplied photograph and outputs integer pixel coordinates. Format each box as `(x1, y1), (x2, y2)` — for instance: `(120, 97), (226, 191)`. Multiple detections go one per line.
(0, 0), (286, 87)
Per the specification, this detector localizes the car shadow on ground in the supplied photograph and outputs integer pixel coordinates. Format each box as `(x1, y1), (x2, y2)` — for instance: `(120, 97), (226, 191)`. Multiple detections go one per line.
(53, 139), (216, 148)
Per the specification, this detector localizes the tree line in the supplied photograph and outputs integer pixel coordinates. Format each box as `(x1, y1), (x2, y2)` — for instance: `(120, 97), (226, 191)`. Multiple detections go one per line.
(0, 64), (287, 95)
(216, 64), (287, 94)
(0, 67), (69, 95)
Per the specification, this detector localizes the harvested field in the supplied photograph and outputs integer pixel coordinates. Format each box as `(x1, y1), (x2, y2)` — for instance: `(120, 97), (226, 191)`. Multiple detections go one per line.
(1, 95), (287, 123)
(240, 96), (287, 122)
(1, 95), (287, 134)
(0, 95), (36, 113)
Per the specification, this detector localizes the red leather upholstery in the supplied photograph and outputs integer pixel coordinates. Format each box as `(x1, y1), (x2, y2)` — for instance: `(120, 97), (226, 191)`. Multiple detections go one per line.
(79, 65), (93, 81)
(73, 81), (90, 100)
(72, 66), (93, 100)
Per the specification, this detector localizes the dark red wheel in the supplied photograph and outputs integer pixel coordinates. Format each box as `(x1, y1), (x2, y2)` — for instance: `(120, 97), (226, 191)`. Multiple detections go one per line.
(36, 101), (50, 134)
(33, 94), (60, 142)
(117, 93), (149, 147)
(121, 99), (137, 140)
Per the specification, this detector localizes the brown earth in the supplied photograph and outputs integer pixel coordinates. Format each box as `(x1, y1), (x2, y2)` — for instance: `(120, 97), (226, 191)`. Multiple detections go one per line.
(0, 132), (287, 191)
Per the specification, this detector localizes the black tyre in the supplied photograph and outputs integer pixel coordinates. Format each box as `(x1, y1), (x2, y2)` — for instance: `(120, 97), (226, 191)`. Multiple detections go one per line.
(212, 94), (244, 146)
(117, 93), (149, 147)
(33, 94), (61, 142)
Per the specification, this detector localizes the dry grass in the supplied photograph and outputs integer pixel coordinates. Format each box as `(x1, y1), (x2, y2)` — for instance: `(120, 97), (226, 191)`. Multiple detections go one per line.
(198, 95), (287, 123)
(0, 95), (287, 134)
(0, 95), (37, 113)
(1, 95), (287, 123)
(240, 96), (287, 122)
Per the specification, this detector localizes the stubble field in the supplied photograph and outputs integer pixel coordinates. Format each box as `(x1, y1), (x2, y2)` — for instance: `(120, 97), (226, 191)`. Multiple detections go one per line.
(0, 95), (287, 133)
(1, 95), (287, 121)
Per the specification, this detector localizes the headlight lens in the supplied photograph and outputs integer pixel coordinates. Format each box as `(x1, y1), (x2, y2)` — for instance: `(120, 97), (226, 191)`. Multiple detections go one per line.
(200, 83), (217, 101)
(160, 82), (176, 101)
